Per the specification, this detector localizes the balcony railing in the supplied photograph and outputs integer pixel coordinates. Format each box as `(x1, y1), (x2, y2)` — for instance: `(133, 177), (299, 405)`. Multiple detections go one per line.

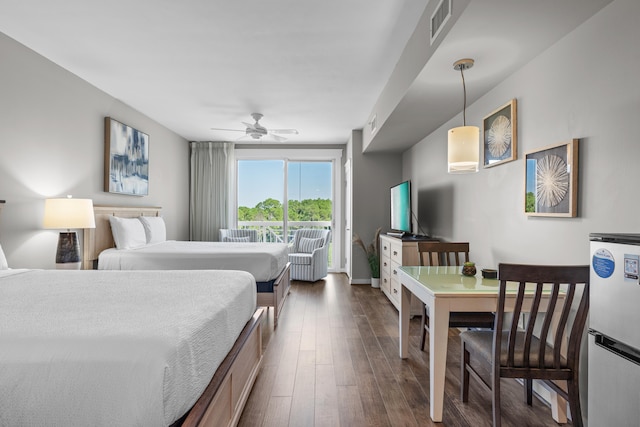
(237, 220), (332, 243)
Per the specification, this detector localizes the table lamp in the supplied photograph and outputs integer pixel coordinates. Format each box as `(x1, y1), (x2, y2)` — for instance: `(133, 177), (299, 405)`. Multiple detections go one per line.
(43, 196), (96, 269)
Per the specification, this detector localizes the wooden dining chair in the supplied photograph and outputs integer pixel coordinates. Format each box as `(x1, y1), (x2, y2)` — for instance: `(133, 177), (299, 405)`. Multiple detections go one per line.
(460, 263), (590, 427)
(417, 241), (495, 351)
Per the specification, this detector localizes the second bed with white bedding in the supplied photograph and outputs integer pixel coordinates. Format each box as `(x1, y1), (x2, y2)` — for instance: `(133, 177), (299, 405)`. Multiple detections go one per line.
(98, 240), (289, 282)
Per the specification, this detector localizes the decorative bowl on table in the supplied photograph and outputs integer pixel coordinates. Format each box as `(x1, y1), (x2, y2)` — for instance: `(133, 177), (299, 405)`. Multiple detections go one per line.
(462, 262), (477, 277)
(481, 268), (498, 279)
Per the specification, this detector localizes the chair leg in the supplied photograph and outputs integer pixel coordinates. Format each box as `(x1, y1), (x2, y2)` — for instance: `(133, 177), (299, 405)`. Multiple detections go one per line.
(420, 304), (428, 351)
(492, 374), (502, 427)
(566, 378), (584, 427)
(461, 343), (470, 402)
(525, 379), (533, 405)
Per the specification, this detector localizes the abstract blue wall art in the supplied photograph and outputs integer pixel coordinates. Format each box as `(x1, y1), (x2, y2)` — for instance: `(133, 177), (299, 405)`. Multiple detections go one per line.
(104, 117), (149, 196)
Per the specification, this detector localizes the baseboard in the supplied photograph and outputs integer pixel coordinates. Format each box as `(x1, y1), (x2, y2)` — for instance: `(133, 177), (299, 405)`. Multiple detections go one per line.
(350, 278), (372, 285)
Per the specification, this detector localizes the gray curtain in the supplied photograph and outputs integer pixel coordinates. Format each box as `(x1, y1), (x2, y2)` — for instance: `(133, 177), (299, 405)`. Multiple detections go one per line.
(189, 141), (235, 241)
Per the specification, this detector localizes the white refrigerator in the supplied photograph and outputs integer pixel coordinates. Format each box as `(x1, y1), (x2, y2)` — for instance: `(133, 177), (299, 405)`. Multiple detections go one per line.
(589, 233), (640, 426)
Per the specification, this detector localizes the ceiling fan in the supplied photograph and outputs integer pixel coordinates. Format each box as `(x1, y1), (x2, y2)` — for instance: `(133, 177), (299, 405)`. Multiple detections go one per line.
(211, 113), (299, 142)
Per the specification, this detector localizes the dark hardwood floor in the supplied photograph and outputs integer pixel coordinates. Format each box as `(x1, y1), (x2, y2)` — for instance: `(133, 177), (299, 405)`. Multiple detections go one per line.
(238, 273), (570, 427)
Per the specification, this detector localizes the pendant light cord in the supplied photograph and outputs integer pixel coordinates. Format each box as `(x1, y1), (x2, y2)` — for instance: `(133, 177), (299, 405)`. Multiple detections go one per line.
(460, 67), (467, 126)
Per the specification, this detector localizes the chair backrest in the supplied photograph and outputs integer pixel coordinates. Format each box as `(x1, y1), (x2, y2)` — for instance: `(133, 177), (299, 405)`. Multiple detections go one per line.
(495, 263), (590, 372)
(219, 228), (258, 242)
(292, 228), (331, 252)
(417, 241), (470, 266)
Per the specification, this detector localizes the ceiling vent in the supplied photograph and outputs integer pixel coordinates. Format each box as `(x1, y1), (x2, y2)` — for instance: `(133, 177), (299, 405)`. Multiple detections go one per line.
(430, 0), (452, 45)
(369, 114), (377, 134)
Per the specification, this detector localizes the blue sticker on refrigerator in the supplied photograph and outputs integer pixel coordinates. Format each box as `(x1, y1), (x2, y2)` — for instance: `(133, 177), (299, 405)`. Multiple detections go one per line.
(592, 248), (615, 279)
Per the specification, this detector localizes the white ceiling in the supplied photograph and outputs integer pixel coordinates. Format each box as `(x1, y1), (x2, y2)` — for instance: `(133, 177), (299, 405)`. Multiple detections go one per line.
(0, 0), (612, 149)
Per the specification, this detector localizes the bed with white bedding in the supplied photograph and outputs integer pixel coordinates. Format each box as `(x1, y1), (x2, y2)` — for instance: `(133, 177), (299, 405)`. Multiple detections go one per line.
(0, 268), (264, 427)
(98, 240), (287, 282)
(83, 206), (291, 326)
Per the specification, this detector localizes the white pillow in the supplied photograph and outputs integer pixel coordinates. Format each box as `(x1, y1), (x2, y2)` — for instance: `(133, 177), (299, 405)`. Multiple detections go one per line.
(298, 237), (323, 253)
(108, 216), (147, 249)
(0, 243), (8, 269)
(138, 216), (166, 244)
(224, 236), (250, 242)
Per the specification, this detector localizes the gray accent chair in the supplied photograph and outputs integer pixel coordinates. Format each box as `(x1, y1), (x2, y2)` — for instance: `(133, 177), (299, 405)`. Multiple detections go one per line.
(288, 229), (331, 281)
(219, 228), (258, 242)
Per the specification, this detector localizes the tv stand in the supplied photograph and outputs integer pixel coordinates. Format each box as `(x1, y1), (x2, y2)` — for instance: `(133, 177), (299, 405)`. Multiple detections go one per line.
(379, 234), (438, 316)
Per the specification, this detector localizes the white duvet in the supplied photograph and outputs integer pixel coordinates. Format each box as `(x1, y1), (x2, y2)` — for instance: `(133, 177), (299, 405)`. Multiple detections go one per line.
(98, 240), (289, 282)
(0, 269), (256, 427)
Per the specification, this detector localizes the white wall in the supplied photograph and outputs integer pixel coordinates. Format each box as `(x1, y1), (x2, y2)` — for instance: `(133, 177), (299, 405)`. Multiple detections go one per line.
(0, 32), (190, 268)
(405, 0), (639, 268)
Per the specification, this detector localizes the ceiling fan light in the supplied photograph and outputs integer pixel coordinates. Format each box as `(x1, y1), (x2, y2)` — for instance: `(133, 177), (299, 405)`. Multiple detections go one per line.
(212, 113), (296, 143)
(448, 125), (479, 173)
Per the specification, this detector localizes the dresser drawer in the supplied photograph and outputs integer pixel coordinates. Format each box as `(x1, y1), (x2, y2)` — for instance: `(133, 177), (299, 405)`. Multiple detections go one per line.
(390, 241), (403, 265)
(389, 276), (400, 305)
(381, 255), (392, 276)
(390, 260), (402, 281)
(381, 238), (392, 260)
(380, 267), (391, 295)
(389, 260), (402, 303)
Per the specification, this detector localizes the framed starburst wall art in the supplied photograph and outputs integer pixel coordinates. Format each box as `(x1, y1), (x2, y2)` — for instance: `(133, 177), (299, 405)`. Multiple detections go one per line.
(483, 99), (517, 167)
(524, 139), (579, 217)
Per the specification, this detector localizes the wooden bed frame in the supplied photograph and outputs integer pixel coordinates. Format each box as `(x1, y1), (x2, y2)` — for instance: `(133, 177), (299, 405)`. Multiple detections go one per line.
(180, 307), (264, 427)
(82, 205), (291, 327)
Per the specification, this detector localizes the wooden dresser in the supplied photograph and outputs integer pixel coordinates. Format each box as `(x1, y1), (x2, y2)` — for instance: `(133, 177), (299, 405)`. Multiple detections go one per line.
(380, 234), (436, 316)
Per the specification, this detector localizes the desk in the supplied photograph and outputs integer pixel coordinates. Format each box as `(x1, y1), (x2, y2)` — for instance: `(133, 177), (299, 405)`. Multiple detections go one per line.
(398, 266), (566, 423)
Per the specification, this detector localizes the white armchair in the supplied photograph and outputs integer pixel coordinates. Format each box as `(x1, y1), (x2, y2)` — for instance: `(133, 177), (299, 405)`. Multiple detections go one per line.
(219, 228), (258, 242)
(288, 229), (331, 282)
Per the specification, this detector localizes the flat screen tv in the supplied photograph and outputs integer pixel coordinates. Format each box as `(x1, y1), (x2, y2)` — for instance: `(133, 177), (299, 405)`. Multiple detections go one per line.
(390, 180), (411, 234)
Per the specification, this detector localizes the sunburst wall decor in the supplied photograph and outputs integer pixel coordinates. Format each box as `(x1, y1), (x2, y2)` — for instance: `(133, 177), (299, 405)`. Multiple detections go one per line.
(483, 99), (517, 168)
(524, 139), (579, 217)
(536, 154), (569, 207)
(487, 115), (511, 157)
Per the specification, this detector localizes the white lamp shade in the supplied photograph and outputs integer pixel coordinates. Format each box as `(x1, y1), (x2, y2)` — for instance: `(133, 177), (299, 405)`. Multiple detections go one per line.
(43, 198), (96, 229)
(448, 125), (480, 173)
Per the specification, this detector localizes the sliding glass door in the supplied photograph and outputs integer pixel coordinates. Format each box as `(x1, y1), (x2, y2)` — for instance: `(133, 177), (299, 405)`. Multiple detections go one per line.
(235, 149), (341, 271)
(287, 161), (333, 267)
(237, 160), (285, 242)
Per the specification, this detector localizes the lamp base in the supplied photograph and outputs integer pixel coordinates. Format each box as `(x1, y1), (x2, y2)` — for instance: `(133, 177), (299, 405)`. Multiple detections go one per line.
(56, 261), (82, 270)
(56, 231), (81, 269)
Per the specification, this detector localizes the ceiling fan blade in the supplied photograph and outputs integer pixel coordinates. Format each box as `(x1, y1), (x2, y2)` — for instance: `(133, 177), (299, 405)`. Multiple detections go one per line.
(234, 133), (286, 143)
(210, 127), (245, 132)
(270, 134), (287, 142)
(270, 129), (299, 135)
(241, 121), (258, 130)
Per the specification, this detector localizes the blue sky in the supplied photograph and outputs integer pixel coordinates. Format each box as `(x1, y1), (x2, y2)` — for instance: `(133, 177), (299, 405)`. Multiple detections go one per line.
(238, 160), (332, 207)
(526, 159), (536, 193)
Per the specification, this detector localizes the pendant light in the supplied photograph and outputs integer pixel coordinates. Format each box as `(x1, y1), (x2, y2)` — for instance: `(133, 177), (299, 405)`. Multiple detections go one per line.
(448, 58), (479, 174)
